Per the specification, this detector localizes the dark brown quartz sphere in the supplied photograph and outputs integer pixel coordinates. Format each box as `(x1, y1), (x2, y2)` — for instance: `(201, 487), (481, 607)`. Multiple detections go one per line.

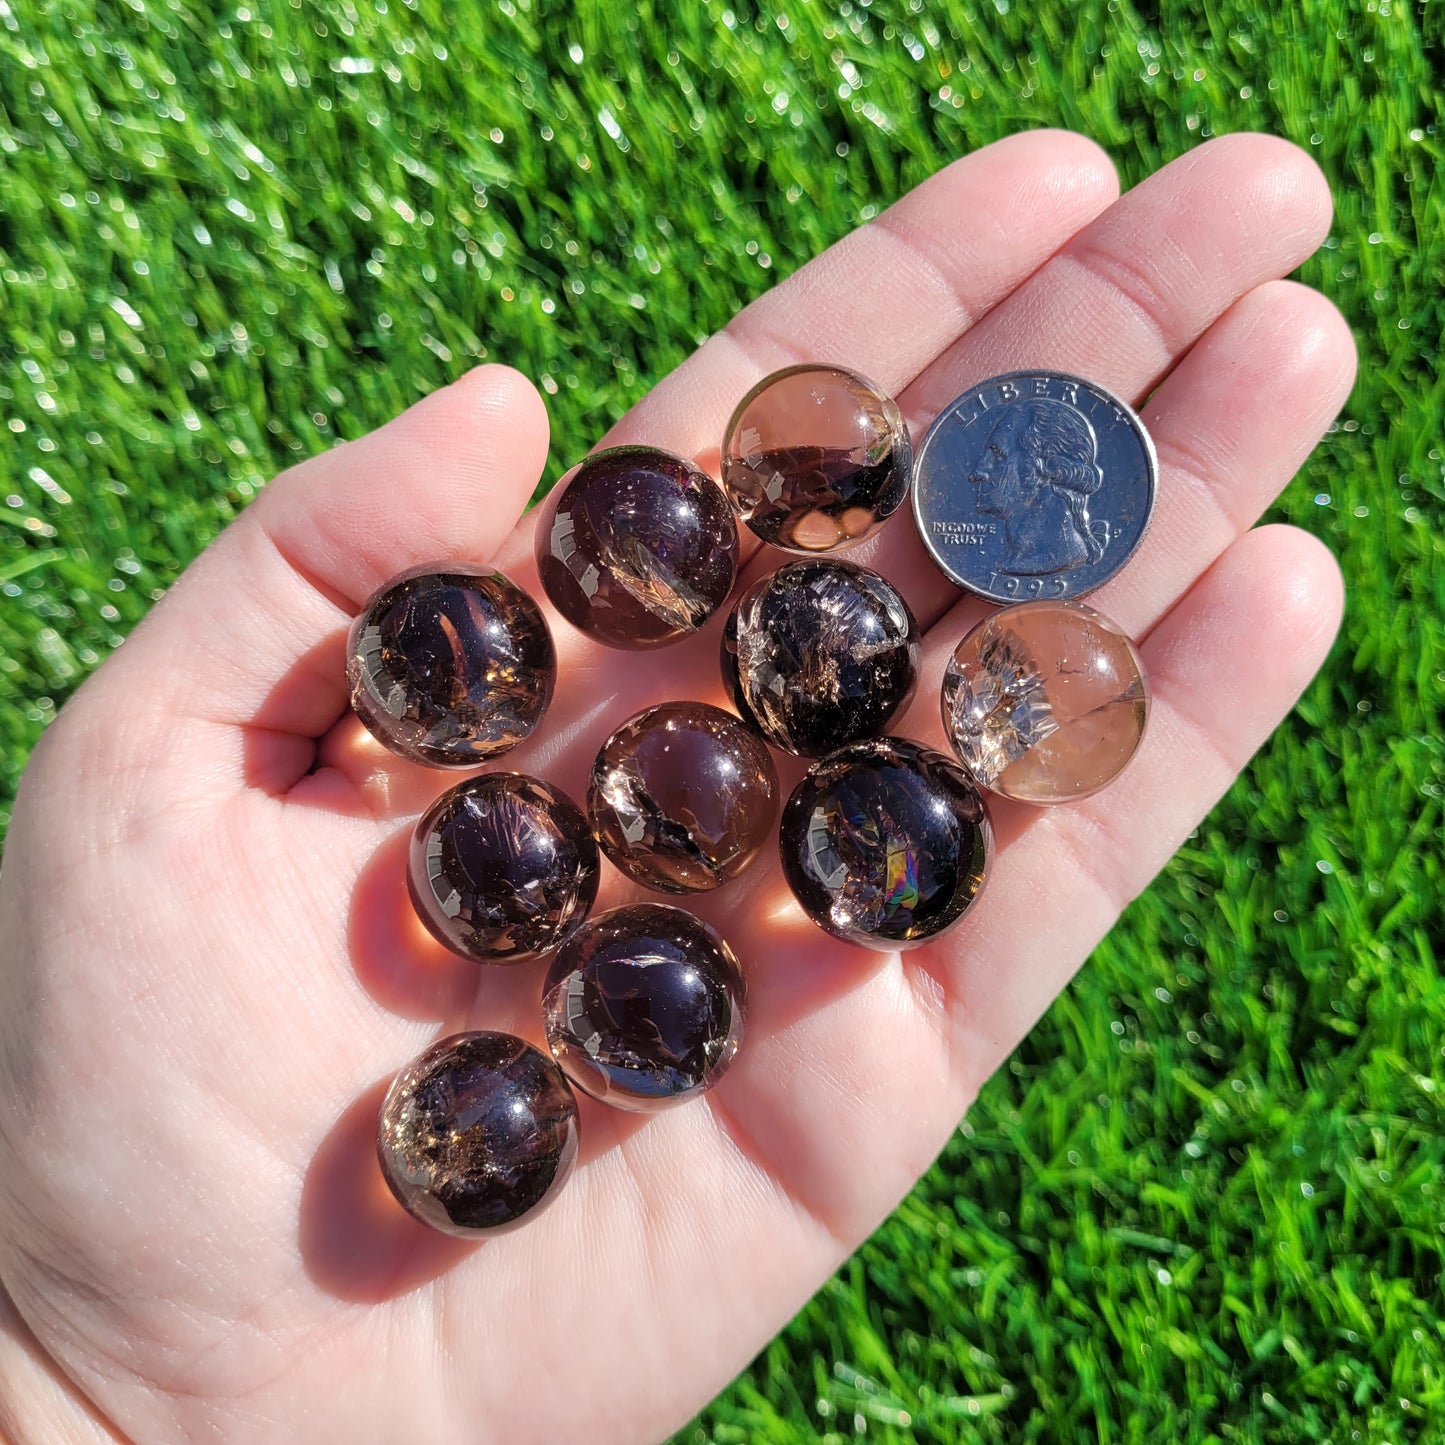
(347, 563), (554, 768)
(941, 600), (1149, 803)
(534, 445), (739, 650)
(588, 701), (779, 893)
(542, 904), (745, 1111)
(779, 737), (992, 950)
(722, 363), (912, 552)
(408, 773), (599, 964)
(378, 1031), (580, 1237)
(720, 558), (921, 758)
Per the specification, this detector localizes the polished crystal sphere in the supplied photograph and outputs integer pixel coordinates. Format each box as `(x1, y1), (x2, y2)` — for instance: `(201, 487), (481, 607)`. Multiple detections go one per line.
(378, 1031), (580, 1237)
(722, 363), (912, 552)
(941, 600), (1148, 803)
(408, 773), (599, 963)
(347, 563), (554, 767)
(779, 737), (992, 949)
(534, 445), (739, 650)
(720, 558), (920, 758)
(542, 903), (745, 1110)
(588, 701), (779, 893)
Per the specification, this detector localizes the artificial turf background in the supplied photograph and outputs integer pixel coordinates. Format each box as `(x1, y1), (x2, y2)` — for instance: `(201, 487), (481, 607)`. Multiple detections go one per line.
(0, 1), (1440, 1440)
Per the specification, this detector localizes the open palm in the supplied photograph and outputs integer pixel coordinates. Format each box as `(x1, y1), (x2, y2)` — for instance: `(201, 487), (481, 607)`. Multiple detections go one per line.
(0, 130), (1355, 1445)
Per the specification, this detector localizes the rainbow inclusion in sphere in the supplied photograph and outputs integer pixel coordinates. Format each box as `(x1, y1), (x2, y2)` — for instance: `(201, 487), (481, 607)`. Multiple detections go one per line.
(378, 1031), (580, 1237)
(534, 445), (739, 649)
(588, 701), (779, 893)
(347, 563), (554, 768)
(941, 600), (1148, 803)
(720, 558), (920, 758)
(722, 363), (912, 552)
(408, 773), (599, 963)
(779, 737), (992, 950)
(542, 903), (745, 1110)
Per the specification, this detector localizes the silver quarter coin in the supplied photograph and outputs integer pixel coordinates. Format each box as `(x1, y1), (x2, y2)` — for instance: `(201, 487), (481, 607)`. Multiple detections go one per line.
(911, 370), (1157, 604)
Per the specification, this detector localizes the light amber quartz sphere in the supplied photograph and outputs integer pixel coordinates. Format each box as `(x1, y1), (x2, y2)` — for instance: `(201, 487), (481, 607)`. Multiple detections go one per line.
(722, 364), (912, 552)
(940, 600), (1148, 804)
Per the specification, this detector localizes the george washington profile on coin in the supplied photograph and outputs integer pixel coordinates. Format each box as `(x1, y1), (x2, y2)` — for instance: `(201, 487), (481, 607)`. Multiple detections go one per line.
(971, 398), (1111, 576)
(912, 370), (1157, 604)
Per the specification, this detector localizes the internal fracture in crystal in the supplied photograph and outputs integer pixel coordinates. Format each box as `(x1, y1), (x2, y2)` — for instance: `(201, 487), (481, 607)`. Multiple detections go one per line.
(941, 600), (1148, 803)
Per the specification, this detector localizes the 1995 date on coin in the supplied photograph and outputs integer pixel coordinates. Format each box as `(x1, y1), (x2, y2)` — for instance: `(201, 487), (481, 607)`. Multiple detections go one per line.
(911, 371), (1157, 603)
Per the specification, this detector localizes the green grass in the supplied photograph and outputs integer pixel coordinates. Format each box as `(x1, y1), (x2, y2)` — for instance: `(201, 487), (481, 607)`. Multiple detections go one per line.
(1, 0), (1441, 1440)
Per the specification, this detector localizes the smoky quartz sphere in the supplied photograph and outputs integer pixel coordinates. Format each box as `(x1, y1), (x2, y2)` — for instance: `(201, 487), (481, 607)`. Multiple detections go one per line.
(722, 364), (912, 552)
(409, 773), (599, 963)
(378, 1031), (580, 1237)
(534, 445), (740, 649)
(779, 737), (992, 950)
(941, 600), (1148, 804)
(347, 563), (555, 767)
(588, 701), (779, 893)
(721, 558), (920, 758)
(542, 904), (745, 1111)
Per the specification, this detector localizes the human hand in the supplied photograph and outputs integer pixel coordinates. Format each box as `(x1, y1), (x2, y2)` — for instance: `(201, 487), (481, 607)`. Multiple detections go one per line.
(0, 130), (1355, 1445)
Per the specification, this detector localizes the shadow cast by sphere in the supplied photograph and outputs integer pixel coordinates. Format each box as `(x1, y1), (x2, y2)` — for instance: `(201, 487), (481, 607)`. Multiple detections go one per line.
(349, 824), (485, 1022)
(684, 852), (892, 1036)
(241, 628), (356, 802)
(242, 622), (479, 820)
(302, 1066), (657, 1305)
(347, 825), (648, 1031)
(299, 1077), (478, 1303)
(570, 1088), (656, 1166)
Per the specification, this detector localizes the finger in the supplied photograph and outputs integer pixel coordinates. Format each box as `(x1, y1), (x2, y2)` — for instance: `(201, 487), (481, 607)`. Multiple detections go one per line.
(908, 133), (1334, 423)
(909, 275), (1356, 677)
(99, 365), (550, 788)
(920, 524), (1346, 1098)
(702, 523), (1342, 1244)
(592, 129), (1119, 461)
(736, 132), (1336, 628)
(1063, 278), (1356, 634)
(488, 129), (1116, 579)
